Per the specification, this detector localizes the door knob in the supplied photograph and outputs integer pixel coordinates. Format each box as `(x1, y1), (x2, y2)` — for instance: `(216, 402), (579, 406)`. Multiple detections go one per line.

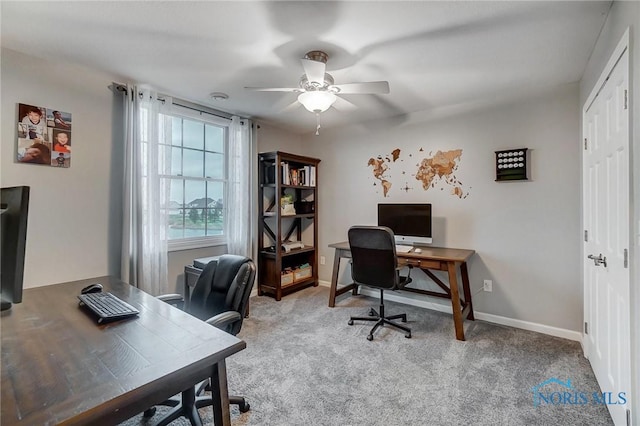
(587, 253), (607, 267)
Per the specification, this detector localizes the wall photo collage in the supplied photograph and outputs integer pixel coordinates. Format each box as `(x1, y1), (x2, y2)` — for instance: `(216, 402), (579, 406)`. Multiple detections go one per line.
(16, 103), (72, 168)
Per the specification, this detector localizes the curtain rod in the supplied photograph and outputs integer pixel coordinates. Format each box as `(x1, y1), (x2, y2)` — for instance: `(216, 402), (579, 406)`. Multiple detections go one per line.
(110, 82), (241, 121)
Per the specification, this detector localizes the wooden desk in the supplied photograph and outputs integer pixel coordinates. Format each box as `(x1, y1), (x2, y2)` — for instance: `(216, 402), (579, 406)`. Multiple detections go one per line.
(0, 276), (245, 426)
(328, 242), (476, 341)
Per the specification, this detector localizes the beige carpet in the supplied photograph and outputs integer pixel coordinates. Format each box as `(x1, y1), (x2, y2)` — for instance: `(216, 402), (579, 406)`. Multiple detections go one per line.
(122, 286), (613, 426)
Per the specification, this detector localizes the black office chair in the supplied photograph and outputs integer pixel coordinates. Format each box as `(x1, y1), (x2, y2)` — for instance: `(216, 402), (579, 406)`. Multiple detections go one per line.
(143, 254), (256, 426)
(347, 226), (412, 341)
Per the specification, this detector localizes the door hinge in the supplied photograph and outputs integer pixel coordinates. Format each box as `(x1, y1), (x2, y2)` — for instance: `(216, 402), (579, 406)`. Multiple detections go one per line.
(584, 322), (588, 334)
(584, 230), (588, 242)
(624, 248), (628, 268)
(624, 89), (628, 110)
(584, 138), (588, 150)
(626, 408), (631, 426)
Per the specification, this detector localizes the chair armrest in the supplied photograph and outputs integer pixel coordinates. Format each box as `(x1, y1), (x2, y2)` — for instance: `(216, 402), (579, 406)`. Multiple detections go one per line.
(156, 293), (185, 309)
(396, 265), (413, 288)
(206, 311), (242, 330)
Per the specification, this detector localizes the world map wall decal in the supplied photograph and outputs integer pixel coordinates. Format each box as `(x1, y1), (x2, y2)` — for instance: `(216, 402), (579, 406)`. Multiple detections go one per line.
(367, 148), (470, 199)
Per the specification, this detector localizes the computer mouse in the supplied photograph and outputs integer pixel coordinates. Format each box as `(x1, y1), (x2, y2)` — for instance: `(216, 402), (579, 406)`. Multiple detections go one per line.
(81, 283), (103, 294)
(413, 248), (422, 254)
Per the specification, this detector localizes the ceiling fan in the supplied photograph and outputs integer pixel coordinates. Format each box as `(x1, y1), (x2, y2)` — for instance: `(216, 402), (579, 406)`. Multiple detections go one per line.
(245, 50), (390, 134)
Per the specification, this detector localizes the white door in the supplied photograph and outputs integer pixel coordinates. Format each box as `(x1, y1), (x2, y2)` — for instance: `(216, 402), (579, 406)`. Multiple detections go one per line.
(583, 47), (630, 426)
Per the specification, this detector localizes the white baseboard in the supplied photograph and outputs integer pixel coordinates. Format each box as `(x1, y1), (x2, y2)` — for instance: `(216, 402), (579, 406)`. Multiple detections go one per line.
(473, 312), (583, 342)
(318, 280), (583, 342)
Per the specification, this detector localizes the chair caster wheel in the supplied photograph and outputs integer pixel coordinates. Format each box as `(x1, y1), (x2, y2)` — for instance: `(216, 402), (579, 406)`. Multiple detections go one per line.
(348, 320), (354, 326)
(367, 335), (373, 341)
(239, 401), (250, 413)
(368, 309), (376, 316)
(401, 316), (407, 323)
(405, 333), (411, 339)
(143, 407), (156, 418)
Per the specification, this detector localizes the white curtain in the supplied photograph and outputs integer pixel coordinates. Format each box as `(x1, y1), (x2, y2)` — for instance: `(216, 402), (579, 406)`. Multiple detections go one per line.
(121, 85), (171, 295)
(226, 116), (255, 258)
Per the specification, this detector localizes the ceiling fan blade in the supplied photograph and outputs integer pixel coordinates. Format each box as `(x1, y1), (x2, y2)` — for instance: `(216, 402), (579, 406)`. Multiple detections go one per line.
(301, 59), (326, 85)
(245, 87), (302, 92)
(330, 81), (390, 94)
(280, 100), (302, 113)
(332, 96), (357, 112)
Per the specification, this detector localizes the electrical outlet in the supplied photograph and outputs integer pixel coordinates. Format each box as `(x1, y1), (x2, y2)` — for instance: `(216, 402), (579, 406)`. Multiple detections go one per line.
(320, 256), (326, 265)
(483, 280), (492, 292)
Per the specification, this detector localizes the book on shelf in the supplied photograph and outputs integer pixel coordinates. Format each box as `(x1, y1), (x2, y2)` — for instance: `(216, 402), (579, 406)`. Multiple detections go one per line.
(310, 165), (316, 186)
(303, 165), (311, 186)
(281, 162), (290, 185)
(282, 164), (316, 187)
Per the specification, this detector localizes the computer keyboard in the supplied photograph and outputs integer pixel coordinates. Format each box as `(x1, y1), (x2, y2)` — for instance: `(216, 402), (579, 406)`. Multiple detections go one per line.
(395, 244), (414, 253)
(78, 292), (140, 323)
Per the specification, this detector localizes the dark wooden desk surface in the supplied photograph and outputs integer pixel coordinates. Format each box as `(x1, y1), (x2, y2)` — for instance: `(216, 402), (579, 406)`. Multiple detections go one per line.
(1, 276), (245, 426)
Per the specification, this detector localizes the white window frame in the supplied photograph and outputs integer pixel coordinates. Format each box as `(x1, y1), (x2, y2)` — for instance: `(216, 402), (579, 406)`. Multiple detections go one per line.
(164, 105), (231, 252)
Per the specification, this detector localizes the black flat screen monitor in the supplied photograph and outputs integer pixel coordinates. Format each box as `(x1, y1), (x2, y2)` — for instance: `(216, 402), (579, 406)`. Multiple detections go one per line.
(378, 203), (432, 245)
(1, 186), (30, 311)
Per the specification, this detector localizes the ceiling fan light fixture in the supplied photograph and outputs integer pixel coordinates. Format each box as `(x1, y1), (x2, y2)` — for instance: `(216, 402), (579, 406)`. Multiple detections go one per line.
(298, 91), (336, 113)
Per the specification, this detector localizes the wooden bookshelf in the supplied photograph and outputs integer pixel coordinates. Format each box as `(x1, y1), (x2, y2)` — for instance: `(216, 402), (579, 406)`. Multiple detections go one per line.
(257, 151), (320, 300)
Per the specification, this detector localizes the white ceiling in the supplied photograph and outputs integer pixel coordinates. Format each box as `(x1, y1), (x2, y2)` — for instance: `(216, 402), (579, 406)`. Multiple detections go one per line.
(1, 1), (611, 134)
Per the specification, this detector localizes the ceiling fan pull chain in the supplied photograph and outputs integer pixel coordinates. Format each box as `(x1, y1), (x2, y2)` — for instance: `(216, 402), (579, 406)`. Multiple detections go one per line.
(315, 113), (321, 136)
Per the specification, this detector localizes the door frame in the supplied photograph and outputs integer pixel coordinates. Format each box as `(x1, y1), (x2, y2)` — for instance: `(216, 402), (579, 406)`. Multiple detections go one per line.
(582, 28), (629, 357)
(582, 28), (632, 425)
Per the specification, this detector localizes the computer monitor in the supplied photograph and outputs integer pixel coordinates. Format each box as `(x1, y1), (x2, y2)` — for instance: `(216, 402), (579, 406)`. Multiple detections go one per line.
(378, 203), (432, 245)
(1, 186), (30, 311)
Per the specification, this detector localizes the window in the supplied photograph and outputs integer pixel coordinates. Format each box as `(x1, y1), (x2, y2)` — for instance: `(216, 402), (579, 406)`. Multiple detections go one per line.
(158, 110), (229, 251)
